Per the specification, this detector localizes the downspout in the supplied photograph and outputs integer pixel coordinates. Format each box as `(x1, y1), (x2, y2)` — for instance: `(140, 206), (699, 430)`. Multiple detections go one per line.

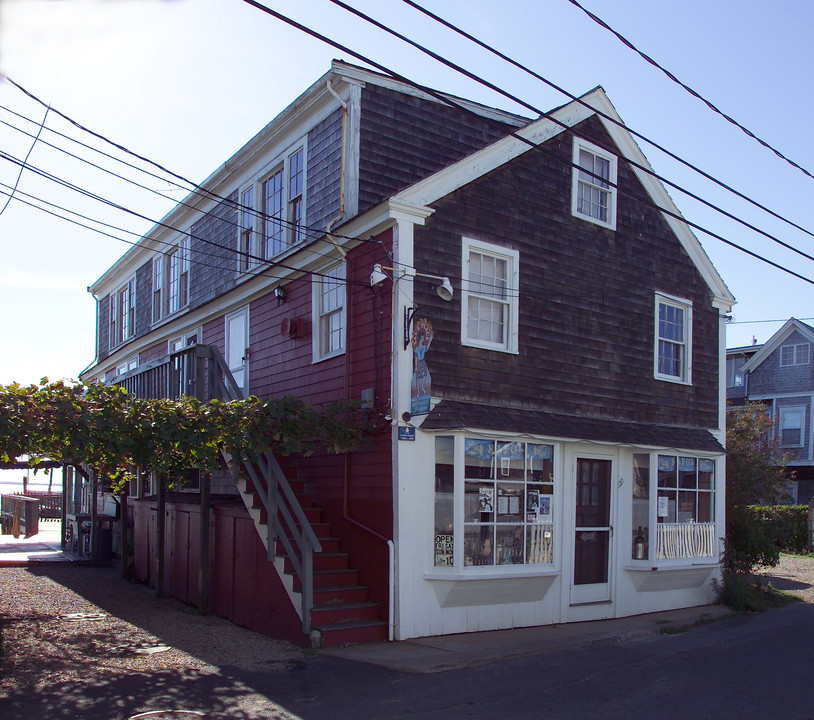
(326, 80), (348, 257)
(332, 78), (394, 637)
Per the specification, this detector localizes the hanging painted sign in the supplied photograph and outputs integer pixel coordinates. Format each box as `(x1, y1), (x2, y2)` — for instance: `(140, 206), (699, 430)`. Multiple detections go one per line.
(410, 317), (433, 415)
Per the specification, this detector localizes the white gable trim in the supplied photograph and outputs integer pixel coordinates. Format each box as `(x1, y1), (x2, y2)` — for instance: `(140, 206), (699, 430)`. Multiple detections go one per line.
(391, 87), (734, 310)
(741, 318), (814, 373)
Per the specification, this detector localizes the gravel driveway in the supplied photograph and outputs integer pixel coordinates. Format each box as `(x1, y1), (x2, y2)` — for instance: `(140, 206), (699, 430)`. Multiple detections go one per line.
(0, 564), (312, 719)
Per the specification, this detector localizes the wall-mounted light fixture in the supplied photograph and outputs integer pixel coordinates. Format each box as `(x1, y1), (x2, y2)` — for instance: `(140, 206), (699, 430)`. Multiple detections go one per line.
(274, 286), (286, 304)
(369, 263), (454, 301)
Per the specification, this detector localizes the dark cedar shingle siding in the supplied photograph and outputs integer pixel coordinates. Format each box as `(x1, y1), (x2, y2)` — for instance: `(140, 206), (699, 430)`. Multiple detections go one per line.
(412, 115), (720, 429)
(358, 85), (524, 213)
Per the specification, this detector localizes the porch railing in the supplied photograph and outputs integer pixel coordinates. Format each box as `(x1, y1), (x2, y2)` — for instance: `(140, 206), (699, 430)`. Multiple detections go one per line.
(112, 344), (241, 402)
(656, 522), (716, 559)
(113, 343), (322, 634)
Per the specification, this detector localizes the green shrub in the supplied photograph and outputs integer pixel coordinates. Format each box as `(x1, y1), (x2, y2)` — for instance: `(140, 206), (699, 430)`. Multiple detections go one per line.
(747, 505), (808, 554)
(715, 571), (797, 612)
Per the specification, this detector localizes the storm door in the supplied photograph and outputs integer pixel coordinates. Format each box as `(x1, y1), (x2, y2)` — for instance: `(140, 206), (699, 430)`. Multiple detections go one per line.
(571, 457), (613, 604)
(225, 307), (249, 398)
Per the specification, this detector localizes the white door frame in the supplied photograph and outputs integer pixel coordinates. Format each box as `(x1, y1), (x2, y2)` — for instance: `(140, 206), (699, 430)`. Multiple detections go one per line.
(225, 306), (250, 397)
(566, 446), (618, 607)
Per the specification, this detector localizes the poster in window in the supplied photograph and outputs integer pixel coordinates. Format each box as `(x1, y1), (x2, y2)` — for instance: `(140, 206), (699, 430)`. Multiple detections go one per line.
(658, 495), (669, 517)
(434, 534), (454, 566)
(539, 494), (552, 517)
(478, 487), (494, 513)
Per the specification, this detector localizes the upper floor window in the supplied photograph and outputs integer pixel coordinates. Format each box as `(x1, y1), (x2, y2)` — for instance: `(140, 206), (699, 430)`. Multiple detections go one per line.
(168, 237), (190, 314)
(779, 406), (805, 447)
(572, 138), (617, 230)
(461, 238), (519, 353)
(314, 262), (346, 360)
(238, 186), (254, 272)
(654, 293), (692, 384)
(726, 357), (745, 387)
(780, 343), (810, 367)
(152, 257), (163, 323)
(239, 144), (307, 266)
(109, 276), (136, 349)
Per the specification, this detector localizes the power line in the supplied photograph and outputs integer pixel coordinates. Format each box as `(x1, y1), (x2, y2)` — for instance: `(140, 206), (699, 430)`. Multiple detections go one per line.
(0, 104), (48, 218)
(241, 0), (814, 288)
(330, 0), (814, 267)
(565, 0), (814, 183)
(400, 0), (814, 245)
(1, 75), (370, 249)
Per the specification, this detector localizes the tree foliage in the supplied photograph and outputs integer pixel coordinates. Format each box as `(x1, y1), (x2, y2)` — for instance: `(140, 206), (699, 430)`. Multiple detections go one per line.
(0, 380), (366, 491)
(724, 402), (792, 573)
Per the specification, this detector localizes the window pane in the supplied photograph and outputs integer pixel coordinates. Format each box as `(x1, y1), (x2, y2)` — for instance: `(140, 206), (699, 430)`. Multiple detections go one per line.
(264, 170), (284, 258)
(434, 436), (454, 567)
(632, 453), (650, 560)
(495, 525), (524, 565)
(464, 525), (494, 566)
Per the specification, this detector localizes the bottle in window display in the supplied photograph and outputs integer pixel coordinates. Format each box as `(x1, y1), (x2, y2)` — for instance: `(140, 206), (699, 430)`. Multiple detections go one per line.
(633, 526), (647, 560)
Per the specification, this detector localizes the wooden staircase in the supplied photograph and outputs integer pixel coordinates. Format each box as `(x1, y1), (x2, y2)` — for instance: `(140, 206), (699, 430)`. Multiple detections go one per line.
(241, 466), (388, 648)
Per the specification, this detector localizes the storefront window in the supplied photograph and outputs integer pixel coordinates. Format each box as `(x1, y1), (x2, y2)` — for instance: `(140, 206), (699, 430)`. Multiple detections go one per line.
(656, 455), (716, 559)
(631, 453), (650, 560)
(462, 439), (554, 567)
(434, 436), (455, 566)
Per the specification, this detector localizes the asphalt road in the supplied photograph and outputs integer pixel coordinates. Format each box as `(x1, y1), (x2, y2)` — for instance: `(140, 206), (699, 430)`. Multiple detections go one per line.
(245, 603), (814, 720)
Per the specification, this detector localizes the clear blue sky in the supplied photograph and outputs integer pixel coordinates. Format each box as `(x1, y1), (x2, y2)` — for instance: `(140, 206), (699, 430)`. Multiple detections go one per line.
(1, 0), (813, 387)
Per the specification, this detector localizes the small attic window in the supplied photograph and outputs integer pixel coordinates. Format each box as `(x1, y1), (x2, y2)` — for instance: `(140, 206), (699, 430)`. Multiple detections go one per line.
(571, 138), (617, 230)
(780, 343), (809, 367)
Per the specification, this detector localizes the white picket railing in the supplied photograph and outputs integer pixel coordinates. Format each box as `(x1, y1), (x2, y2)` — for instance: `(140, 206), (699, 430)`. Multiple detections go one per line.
(657, 522), (716, 559)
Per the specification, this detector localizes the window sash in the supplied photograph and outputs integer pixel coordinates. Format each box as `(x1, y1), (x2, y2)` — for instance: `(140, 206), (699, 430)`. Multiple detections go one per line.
(239, 186), (254, 272)
(655, 297), (690, 382)
(152, 257), (163, 323)
(465, 247), (514, 349)
(264, 169), (285, 259)
(318, 263), (345, 357)
(779, 408), (804, 447)
(780, 343), (810, 367)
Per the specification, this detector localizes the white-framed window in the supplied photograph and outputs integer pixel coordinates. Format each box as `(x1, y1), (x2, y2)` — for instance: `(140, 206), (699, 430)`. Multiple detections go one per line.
(263, 167), (285, 259)
(168, 237), (190, 314)
(238, 185), (255, 272)
(571, 138), (617, 230)
(116, 356), (139, 377)
(655, 454), (716, 560)
(461, 238), (519, 353)
(654, 293), (692, 384)
(152, 257), (163, 323)
(109, 276), (136, 349)
(780, 343), (810, 367)
(434, 435), (556, 569)
(313, 261), (346, 360)
(251, 144), (306, 262)
(779, 406), (805, 447)
(726, 356), (745, 387)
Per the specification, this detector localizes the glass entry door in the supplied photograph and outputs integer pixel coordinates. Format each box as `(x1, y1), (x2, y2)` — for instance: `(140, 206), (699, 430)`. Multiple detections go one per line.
(225, 308), (249, 398)
(571, 457), (613, 604)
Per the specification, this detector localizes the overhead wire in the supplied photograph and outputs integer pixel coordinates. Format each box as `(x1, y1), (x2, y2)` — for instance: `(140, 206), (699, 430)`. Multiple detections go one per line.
(399, 0), (814, 245)
(0, 104), (49, 218)
(565, 0), (814, 183)
(330, 0), (814, 267)
(240, 0), (814, 288)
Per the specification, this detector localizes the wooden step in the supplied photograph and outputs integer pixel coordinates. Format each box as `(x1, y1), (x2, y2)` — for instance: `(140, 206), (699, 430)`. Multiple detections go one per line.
(312, 584), (372, 605)
(275, 536), (341, 555)
(312, 619), (389, 649)
(291, 568), (359, 590)
(283, 552), (349, 573)
(311, 600), (380, 627)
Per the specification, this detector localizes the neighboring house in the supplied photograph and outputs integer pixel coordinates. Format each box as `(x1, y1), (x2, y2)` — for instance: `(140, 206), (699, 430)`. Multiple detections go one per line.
(80, 61), (734, 648)
(728, 318), (814, 503)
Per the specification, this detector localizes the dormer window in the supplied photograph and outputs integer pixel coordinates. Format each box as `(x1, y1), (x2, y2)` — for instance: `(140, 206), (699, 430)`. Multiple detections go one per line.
(572, 138), (617, 230)
(780, 343), (809, 367)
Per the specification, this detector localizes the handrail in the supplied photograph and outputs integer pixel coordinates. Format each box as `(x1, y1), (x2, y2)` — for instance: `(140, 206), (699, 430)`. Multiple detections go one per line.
(111, 342), (323, 635)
